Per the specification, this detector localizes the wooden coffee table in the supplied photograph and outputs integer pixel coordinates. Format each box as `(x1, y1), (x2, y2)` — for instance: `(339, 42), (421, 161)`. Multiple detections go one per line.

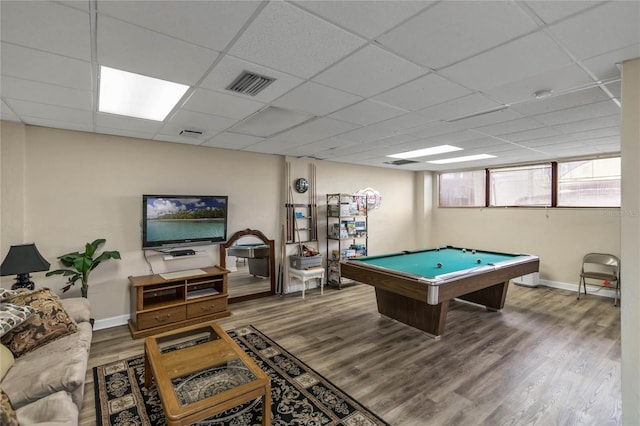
(144, 322), (271, 426)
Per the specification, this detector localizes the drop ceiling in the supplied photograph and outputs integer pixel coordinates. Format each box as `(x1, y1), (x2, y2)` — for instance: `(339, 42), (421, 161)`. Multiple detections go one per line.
(1, 0), (638, 171)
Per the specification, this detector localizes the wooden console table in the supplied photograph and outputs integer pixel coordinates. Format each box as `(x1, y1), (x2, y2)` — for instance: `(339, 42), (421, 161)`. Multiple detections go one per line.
(128, 266), (230, 339)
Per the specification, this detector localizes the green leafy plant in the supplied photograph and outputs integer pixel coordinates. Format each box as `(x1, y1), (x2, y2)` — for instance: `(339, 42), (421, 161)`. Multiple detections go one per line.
(46, 239), (121, 298)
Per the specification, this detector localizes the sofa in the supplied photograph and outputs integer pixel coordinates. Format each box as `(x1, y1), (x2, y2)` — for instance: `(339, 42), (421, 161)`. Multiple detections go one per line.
(0, 289), (92, 425)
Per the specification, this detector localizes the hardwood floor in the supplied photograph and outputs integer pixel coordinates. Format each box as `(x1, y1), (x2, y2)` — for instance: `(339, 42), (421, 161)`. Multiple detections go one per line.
(80, 282), (621, 425)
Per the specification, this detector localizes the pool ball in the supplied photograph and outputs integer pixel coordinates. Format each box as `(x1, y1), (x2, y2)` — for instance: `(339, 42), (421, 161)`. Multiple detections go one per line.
(477, 259), (482, 263)
(472, 249), (476, 254)
(462, 248), (466, 252)
(437, 262), (443, 268)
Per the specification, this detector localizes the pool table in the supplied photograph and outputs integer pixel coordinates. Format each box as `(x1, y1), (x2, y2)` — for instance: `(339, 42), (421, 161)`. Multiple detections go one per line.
(340, 246), (539, 338)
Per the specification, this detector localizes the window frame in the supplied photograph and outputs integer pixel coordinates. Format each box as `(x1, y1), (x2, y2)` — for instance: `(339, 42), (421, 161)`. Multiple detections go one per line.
(437, 156), (621, 209)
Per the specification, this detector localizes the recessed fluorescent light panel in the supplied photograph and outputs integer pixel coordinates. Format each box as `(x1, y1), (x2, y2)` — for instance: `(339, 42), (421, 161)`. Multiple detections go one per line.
(388, 145), (462, 159)
(98, 66), (189, 121)
(428, 154), (496, 164)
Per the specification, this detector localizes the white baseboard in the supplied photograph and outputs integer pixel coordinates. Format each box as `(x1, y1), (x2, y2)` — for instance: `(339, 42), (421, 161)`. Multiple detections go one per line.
(523, 278), (618, 300)
(93, 314), (129, 331)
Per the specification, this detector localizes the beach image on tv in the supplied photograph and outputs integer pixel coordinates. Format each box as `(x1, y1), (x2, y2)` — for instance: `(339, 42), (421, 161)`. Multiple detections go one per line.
(146, 197), (226, 242)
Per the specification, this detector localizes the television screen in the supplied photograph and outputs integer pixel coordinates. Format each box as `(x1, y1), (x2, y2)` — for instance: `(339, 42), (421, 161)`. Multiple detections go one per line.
(142, 195), (228, 249)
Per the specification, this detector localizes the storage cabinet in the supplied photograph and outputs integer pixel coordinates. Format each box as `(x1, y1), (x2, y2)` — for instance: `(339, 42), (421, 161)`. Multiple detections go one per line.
(326, 193), (368, 288)
(128, 266), (230, 338)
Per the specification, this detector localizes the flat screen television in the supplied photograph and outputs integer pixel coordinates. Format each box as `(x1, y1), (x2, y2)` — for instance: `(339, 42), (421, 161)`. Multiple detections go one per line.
(142, 195), (228, 249)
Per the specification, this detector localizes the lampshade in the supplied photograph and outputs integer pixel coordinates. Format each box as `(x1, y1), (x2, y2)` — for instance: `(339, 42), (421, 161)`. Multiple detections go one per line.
(1, 243), (50, 290)
(1, 243), (50, 276)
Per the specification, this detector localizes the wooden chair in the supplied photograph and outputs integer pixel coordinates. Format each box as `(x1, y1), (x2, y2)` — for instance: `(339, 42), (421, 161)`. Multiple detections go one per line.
(578, 253), (620, 306)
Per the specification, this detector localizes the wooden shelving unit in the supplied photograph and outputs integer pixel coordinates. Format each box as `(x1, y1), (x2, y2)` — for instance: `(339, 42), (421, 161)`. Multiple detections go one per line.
(128, 266), (230, 338)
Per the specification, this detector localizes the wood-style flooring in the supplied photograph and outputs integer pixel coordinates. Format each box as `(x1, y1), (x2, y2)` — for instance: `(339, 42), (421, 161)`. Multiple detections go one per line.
(80, 282), (621, 426)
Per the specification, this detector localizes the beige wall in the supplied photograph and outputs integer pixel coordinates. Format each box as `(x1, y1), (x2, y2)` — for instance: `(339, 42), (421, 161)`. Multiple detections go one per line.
(620, 57), (640, 426)
(430, 206), (621, 284)
(0, 123), (415, 320)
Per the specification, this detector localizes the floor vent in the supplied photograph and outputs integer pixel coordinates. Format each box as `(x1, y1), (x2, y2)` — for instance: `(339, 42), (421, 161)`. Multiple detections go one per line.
(384, 159), (419, 166)
(226, 71), (275, 96)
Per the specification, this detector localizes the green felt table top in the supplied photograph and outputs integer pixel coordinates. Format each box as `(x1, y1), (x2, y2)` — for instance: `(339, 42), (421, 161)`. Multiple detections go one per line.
(352, 247), (526, 279)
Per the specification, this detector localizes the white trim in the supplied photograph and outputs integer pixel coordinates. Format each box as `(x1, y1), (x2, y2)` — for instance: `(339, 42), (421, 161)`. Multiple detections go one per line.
(535, 278), (617, 300)
(93, 314), (130, 331)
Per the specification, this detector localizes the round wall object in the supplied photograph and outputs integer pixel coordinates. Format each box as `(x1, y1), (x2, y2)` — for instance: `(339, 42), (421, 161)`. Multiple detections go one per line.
(295, 178), (309, 193)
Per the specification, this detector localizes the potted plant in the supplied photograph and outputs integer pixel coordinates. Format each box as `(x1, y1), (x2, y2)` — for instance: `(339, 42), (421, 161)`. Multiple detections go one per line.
(46, 239), (121, 298)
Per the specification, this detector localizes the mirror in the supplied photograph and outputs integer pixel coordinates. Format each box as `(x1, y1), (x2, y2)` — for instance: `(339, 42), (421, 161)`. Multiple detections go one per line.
(221, 228), (275, 303)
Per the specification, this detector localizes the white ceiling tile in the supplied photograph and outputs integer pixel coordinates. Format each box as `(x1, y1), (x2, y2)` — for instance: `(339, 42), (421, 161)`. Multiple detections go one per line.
(534, 100), (620, 126)
(96, 113), (164, 134)
(523, 1), (601, 24)
(294, 1), (431, 39)
(328, 100), (407, 126)
(202, 132), (265, 150)
(6, 99), (93, 125)
(472, 118), (546, 136)
(229, 106), (314, 138)
(272, 117), (360, 144)
(1, 43), (92, 91)
(338, 112), (431, 143)
(199, 55), (304, 103)
(272, 82), (362, 116)
(97, 16), (219, 85)
(314, 45), (427, 98)
(165, 110), (235, 134)
(563, 126), (619, 142)
(153, 133), (207, 146)
(0, 1), (90, 60)
(403, 122), (466, 140)
(97, 0), (261, 52)
(0, 100), (20, 121)
(548, 1), (640, 60)
(240, 138), (292, 155)
(485, 64), (594, 105)
(183, 88), (264, 120)
(582, 44), (640, 81)
(511, 87), (609, 116)
(500, 127), (562, 143)
(373, 73), (471, 111)
(23, 117), (93, 133)
(552, 114), (620, 134)
(1, 76), (93, 110)
(440, 32), (573, 92)
(96, 126), (160, 141)
(417, 93), (502, 123)
(447, 108), (524, 129)
(229, 1), (365, 79)
(377, 1), (538, 69)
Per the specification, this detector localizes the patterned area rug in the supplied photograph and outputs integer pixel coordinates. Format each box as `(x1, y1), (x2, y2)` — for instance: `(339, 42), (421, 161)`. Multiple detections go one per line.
(94, 325), (389, 425)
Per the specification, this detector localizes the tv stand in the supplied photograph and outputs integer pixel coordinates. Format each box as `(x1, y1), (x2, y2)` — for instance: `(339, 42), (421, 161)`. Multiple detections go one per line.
(128, 266), (230, 339)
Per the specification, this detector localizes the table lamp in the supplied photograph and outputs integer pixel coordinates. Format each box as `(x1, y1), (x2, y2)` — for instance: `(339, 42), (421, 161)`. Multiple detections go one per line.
(0, 243), (50, 290)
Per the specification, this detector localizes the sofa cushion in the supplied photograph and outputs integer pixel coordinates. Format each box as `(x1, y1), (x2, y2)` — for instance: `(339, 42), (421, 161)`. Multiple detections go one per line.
(1, 322), (92, 410)
(1, 288), (77, 357)
(0, 344), (14, 380)
(15, 391), (79, 426)
(59, 297), (91, 324)
(0, 388), (19, 426)
(0, 302), (36, 337)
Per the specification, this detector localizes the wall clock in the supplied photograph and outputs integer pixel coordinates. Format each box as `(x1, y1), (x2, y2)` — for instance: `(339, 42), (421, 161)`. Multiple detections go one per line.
(294, 178), (309, 193)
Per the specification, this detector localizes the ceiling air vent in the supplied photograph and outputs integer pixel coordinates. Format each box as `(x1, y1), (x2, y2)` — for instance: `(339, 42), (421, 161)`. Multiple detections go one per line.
(384, 159), (419, 166)
(226, 71), (276, 96)
(179, 129), (203, 138)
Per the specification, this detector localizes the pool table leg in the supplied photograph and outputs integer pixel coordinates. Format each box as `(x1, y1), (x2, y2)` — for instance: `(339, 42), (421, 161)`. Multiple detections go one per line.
(457, 281), (509, 311)
(375, 288), (449, 338)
